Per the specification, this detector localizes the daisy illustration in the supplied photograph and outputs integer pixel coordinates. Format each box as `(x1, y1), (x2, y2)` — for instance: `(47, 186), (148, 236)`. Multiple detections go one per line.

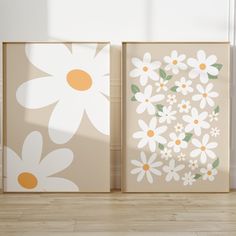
(187, 50), (219, 83)
(133, 117), (167, 152)
(130, 52), (161, 86)
(158, 106), (177, 124)
(163, 50), (187, 74)
(174, 123), (184, 132)
(155, 78), (168, 92)
(192, 83), (219, 109)
(4, 131), (79, 192)
(168, 132), (187, 153)
(188, 160), (198, 170)
(163, 159), (185, 182)
(160, 148), (172, 160)
(130, 152), (163, 184)
(175, 77), (193, 95)
(200, 164), (218, 181)
(16, 43), (110, 144)
(190, 134), (218, 164)
(182, 172), (196, 186)
(135, 85), (164, 115)
(183, 108), (210, 136)
(167, 94), (177, 105)
(209, 111), (219, 122)
(178, 100), (191, 113)
(210, 127), (220, 137)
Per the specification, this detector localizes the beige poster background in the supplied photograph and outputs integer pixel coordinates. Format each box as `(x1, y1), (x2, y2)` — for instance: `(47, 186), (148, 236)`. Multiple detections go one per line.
(3, 42), (110, 192)
(122, 42), (230, 192)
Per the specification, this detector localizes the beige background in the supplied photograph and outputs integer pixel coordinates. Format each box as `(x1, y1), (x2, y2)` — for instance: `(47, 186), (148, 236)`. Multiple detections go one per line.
(122, 42), (230, 192)
(3, 43), (110, 192)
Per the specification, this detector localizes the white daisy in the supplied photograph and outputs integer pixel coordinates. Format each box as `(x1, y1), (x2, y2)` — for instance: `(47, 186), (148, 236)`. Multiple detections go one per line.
(158, 106), (177, 124)
(168, 132), (188, 153)
(160, 148), (172, 160)
(130, 52), (161, 86)
(209, 111), (219, 122)
(183, 108), (210, 136)
(174, 123), (184, 132)
(133, 117), (167, 153)
(178, 99), (191, 113)
(130, 152), (163, 184)
(187, 50), (219, 84)
(175, 77), (193, 95)
(177, 152), (186, 162)
(16, 43), (110, 144)
(163, 159), (185, 182)
(188, 160), (198, 170)
(155, 78), (168, 92)
(192, 83), (219, 109)
(190, 134), (218, 164)
(4, 131), (79, 192)
(163, 50), (187, 74)
(167, 94), (177, 105)
(182, 172), (196, 186)
(135, 85), (164, 115)
(210, 127), (220, 137)
(200, 164), (218, 181)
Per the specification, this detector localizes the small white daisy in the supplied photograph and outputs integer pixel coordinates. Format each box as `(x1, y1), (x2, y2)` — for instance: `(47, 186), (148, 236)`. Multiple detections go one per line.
(182, 172), (196, 186)
(160, 148), (172, 160)
(163, 159), (185, 182)
(174, 123), (184, 132)
(168, 132), (188, 153)
(175, 77), (193, 95)
(177, 152), (186, 162)
(167, 94), (177, 105)
(155, 78), (168, 92)
(210, 127), (220, 137)
(178, 100), (191, 113)
(188, 160), (198, 170)
(200, 164), (218, 181)
(209, 111), (219, 122)
(158, 106), (177, 124)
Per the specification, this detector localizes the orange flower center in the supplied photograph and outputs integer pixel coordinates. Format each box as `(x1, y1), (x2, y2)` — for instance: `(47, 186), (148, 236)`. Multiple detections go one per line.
(143, 164), (150, 171)
(143, 66), (148, 72)
(172, 60), (178, 65)
(175, 139), (181, 145)
(203, 93), (208, 97)
(199, 63), (206, 70)
(67, 69), (92, 91)
(207, 171), (212, 176)
(160, 83), (164, 87)
(18, 172), (38, 189)
(182, 104), (187, 109)
(147, 130), (155, 137)
(201, 146), (206, 151)
(194, 119), (199, 124)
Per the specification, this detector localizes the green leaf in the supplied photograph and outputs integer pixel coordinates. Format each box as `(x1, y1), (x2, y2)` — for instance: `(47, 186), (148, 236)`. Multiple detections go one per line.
(131, 96), (136, 101)
(165, 75), (173, 81)
(194, 174), (202, 179)
(183, 133), (193, 142)
(170, 86), (178, 92)
(158, 143), (164, 150)
(212, 158), (220, 169)
(131, 84), (140, 94)
(214, 105), (219, 114)
(159, 69), (166, 79)
(208, 73), (218, 80)
(212, 63), (223, 71)
(155, 104), (164, 112)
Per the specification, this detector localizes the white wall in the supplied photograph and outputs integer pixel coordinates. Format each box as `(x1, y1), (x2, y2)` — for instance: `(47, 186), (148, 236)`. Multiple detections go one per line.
(0, 0), (235, 189)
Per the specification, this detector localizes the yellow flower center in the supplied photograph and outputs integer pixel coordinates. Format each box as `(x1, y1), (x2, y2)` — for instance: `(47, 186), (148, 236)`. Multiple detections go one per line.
(199, 63), (206, 70)
(143, 66), (148, 72)
(160, 83), (164, 87)
(207, 171), (212, 176)
(143, 164), (150, 171)
(182, 104), (187, 109)
(67, 69), (92, 91)
(175, 139), (181, 145)
(172, 60), (178, 65)
(18, 172), (38, 189)
(147, 130), (155, 137)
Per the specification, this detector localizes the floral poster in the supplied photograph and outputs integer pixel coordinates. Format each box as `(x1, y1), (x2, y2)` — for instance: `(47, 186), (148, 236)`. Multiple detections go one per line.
(122, 43), (230, 192)
(3, 43), (110, 192)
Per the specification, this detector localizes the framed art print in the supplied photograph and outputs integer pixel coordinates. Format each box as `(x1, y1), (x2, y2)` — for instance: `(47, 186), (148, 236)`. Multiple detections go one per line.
(122, 42), (230, 192)
(3, 42), (110, 192)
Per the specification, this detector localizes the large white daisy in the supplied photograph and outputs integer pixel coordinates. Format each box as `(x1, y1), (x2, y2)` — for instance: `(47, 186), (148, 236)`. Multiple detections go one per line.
(130, 52), (161, 86)
(183, 108), (210, 136)
(187, 50), (219, 84)
(192, 83), (219, 109)
(130, 152), (163, 184)
(16, 43), (110, 144)
(135, 85), (164, 115)
(4, 131), (79, 192)
(133, 117), (167, 152)
(190, 134), (218, 164)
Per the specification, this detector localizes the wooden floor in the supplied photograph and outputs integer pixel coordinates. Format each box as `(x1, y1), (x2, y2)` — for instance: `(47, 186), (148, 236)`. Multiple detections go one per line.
(0, 191), (236, 236)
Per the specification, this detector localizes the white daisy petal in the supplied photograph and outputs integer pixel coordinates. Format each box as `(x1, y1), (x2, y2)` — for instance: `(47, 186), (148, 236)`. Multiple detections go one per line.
(146, 171), (153, 183)
(137, 170), (145, 182)
(131, 167), (142, 174)
(130, 68), (141, 77)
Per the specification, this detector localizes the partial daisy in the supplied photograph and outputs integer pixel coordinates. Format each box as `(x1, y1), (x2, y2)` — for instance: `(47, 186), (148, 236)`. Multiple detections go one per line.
(135, 85), (164, 115)
(16, 43), (110, 144)
(133, 117), (167, 152)
(192, 83), (219, 109)
(163, 50), (187, 74)
(183, 108), (210, 136)
(175, 77), (193, 95)
(210, 127), (220, 137)
(177, 152), (186, 162)
(174, 123), (184, 132)
(160, 148), (172, 161)
(190, 134), (218, 164)
(200, 164), (217, 181)
(168, 132), (187, 153)
(182, 172), (196, 186)
(4, 131), (79, 192)
(155, 78), (168, 92)
(187, 50), (219, 84)
(178, 99), (191, 113)
(163, 159), (185, 182)
(167, 94), (177, 105)
(130, 152), (163, 184)
(130, 52), (161, 86)
(158, 106), (177, 124)
(188, 160), (198, 170)
(209, 111), (219, 122)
